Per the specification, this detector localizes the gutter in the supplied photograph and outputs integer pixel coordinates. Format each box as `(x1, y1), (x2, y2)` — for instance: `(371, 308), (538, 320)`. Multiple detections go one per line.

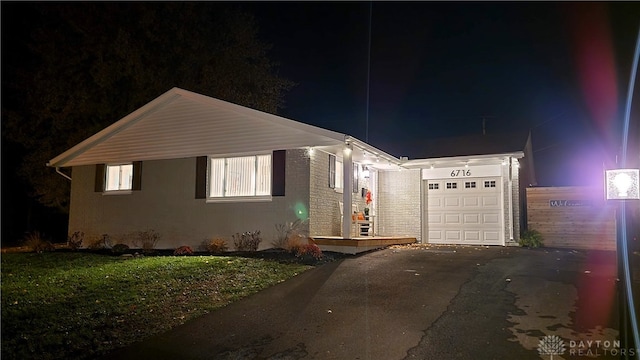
(55, 167), (72, 181)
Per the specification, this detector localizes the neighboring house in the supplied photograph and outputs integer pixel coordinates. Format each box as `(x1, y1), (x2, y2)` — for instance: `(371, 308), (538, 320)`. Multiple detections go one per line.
(48, 87), (534, 250)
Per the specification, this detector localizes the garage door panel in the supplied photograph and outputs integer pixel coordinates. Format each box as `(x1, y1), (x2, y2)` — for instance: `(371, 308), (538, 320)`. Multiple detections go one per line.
(429, 196), (443, 207)
(464, 231), (480, 241)
(483, 213), (499, 224)
(482, 196), (499, 206)
(484, 231), (500, 241)
(444, 197), (460, 207)
(444, 214), (461, 224)
(428, 213), (443, 224)
(463, 196), (479, 207)
(463, 213), (480, 224)
(445, 231), (461, 241)
(429, 230), (443, 241)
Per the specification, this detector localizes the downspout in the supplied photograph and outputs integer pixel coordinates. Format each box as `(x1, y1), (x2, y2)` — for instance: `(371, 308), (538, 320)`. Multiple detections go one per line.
(55, 167), (72, 181)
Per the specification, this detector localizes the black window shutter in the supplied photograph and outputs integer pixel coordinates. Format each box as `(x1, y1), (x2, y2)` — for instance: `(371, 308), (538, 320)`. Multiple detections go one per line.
(132, 161), (142, 190)
(272, 150), (286, 196)
(95, 164), (105, 192)
(328, 154), (336, 188)
(195, 156), (207, 199)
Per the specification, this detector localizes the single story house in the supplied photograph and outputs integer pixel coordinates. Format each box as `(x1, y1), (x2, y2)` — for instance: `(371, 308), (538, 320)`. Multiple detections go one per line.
(48, 88), (535, 252)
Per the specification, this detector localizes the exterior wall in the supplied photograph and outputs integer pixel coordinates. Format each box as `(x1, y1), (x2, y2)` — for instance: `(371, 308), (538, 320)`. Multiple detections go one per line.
(308, 151), (343, 236)
(377, 169), (422, 241)
(68, 149), (310, 250)
(526, 186), (616, 250)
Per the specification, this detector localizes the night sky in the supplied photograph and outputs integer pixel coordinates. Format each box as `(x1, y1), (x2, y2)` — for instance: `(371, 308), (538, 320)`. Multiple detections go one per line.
(237, 2), (640, 187)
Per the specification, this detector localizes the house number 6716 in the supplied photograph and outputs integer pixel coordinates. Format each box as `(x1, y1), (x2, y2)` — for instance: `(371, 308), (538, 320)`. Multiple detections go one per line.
(450, 169), (471, 177)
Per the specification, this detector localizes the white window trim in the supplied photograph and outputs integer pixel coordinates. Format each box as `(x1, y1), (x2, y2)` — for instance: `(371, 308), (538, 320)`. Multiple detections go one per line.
(104, 163), (133, 193)
(334, 157), (344, 193)
(207, 153), (273, 202)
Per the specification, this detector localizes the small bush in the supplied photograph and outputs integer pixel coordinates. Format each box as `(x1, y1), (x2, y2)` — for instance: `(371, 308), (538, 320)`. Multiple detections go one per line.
(134, 230), (160, 252)
(201, 238), (228, 254)
(272, 219), (309, 249)
(111, 243), (130, 254)
(23, 231), (55, 253)
(173, 246), (194, 256)
(283, 236), (304, 255)
(87, 234), (112, 250)
(520, 229), (544, 248)
(67, 231), (84, 250)
(233, 231), (262, 252)
(295, 243), (323, 260)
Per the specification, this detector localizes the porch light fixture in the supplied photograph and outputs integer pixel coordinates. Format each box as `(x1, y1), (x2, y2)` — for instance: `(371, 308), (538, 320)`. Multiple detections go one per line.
(362, 166), (370, 179)
(464, 162), (469, 168)
(306, 147), (315, 157)
(605, 169), (640, 200)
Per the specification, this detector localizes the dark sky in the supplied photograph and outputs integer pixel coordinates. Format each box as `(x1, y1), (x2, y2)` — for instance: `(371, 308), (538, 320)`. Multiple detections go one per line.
(237, 2), (640, 187)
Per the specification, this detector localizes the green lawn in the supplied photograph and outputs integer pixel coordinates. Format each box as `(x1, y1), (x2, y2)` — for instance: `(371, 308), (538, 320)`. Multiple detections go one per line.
(1, 252), (311, 360)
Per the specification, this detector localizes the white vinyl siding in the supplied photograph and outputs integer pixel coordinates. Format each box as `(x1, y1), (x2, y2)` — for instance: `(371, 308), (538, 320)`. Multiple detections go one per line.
(209, 155), (271, 198)
(105, 164), (133, 191)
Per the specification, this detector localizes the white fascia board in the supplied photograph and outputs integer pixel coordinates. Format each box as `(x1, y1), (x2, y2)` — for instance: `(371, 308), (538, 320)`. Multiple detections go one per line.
(403, 151), (525, 169)
(344, 135), (402, 165)
(47, 89), (181, 168)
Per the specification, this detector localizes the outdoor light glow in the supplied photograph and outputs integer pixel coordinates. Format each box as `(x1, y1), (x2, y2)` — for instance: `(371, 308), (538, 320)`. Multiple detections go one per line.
(344, 147), (352, 156)
(605, 169), (640, 200)
(614, 173), (632, 196)
(306, 147), (315, 157)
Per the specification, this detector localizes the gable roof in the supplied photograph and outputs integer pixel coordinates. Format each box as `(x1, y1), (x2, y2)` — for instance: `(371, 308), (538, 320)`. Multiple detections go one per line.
(48, 88), (357, 168)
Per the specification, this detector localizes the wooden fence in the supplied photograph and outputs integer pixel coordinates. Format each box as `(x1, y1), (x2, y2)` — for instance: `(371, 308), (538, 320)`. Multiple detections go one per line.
(526, 186), (616, 251)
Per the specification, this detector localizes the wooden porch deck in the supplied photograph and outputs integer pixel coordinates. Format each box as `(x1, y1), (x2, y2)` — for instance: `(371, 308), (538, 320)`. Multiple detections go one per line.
(310, 236), (417, 255)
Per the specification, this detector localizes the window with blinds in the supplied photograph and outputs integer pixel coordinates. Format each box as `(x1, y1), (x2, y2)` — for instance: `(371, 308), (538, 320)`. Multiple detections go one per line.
(105, 164), (134, 191)
(209, 155), (272, 198)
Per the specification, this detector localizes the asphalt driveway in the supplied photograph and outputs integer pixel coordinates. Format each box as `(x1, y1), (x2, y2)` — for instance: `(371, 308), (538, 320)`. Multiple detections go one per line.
(101, 245), (630, 360)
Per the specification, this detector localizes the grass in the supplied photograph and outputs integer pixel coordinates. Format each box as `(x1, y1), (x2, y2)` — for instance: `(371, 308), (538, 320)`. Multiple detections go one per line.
(1, 252), (311, 360)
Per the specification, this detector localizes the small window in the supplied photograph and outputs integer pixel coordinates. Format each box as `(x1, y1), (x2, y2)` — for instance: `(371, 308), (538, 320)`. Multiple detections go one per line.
(428, 183), (439, 190)
(446, 182), (457, 189)
(105, 164), (133, 191)
(465, 181), (476, 189)
(484, 180), (496, 188)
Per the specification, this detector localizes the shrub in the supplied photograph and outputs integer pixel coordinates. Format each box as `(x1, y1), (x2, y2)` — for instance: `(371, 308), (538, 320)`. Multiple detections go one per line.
(134, 230), (160, 252)
(111, 243), (130, 254)
(233, 231), (262, 252)
(520, 229), (544, 248)
(201, 238), (228, 254)
(67, 231), (84, 250)
(295, 243), (323, 260)
(272, 219), (308, 249)
(23, 231), (55, 253)
(283, 236), (304, 255)
(173, 246), (194, 256)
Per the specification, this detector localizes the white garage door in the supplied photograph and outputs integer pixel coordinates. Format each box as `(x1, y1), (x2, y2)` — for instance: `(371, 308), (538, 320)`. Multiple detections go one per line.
(426, 177), (503, 245)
